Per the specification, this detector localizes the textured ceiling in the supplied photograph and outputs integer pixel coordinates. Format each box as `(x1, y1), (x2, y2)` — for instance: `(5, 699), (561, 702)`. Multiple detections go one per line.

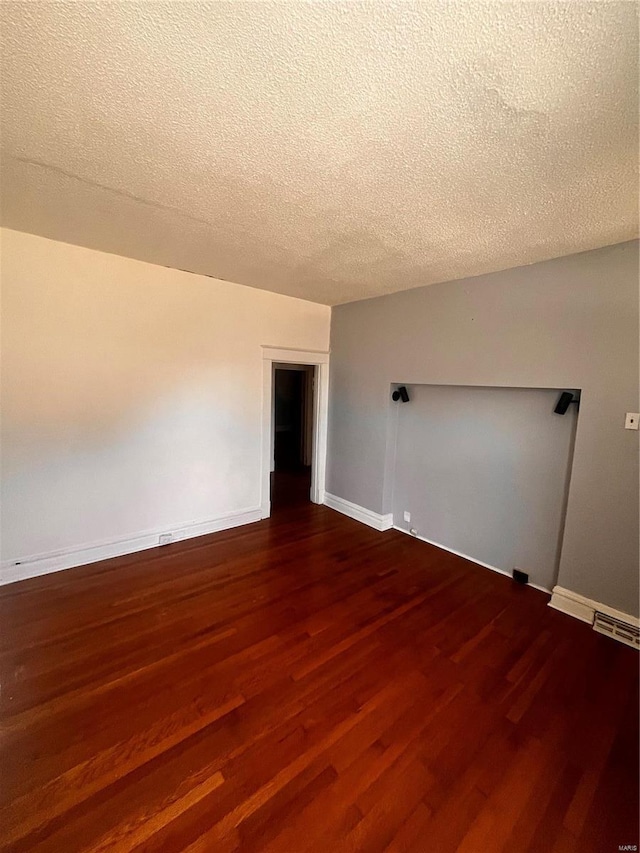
(1, 2), (638, 305)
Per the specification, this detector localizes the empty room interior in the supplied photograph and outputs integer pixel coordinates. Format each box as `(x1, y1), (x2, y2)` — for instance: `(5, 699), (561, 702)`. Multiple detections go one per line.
(1, 3), (639, 852)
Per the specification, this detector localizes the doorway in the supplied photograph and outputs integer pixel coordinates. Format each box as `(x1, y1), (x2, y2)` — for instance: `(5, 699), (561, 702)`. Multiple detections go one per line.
(271, 364), (314, 510)
(260, 346), (330, 519)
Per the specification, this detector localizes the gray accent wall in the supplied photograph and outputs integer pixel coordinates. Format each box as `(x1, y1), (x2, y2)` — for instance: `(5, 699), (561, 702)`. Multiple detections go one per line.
(327, 241), (639, 616)
(392, 385), (578, 591)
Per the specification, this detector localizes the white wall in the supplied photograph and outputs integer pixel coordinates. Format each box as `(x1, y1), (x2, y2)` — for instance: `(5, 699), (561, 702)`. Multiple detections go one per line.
(0, 229), (330, 580)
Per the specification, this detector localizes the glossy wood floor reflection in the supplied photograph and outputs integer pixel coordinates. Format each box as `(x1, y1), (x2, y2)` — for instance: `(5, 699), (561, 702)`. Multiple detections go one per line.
(1, 504), (638, 853)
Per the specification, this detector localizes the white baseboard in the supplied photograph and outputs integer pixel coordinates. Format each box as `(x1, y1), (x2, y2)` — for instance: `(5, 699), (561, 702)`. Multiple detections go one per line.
(392, 525), (551, 594)
(323, 493), (393, 532)
(549, 585), (640, 628)
(0, 507), (262, 586)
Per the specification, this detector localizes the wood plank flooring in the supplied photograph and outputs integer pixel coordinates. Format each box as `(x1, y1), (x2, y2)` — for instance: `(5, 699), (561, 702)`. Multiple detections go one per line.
(1, 502), (638, 852)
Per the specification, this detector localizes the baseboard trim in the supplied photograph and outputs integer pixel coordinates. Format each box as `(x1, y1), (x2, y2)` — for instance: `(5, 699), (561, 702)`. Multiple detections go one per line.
(392, 525), (551, 594)
(0, 507), (262, 586)
(549, 586), (640, 629)
(323, 494), (393, 532)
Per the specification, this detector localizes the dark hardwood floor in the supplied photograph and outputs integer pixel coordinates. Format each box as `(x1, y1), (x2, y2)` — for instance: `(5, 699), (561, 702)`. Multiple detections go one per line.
(270, 467), (312, 511)
(1, 503), (638, 852)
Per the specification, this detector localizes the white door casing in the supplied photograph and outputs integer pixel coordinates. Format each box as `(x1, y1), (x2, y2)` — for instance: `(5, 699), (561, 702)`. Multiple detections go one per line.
(261, 346), (330, 518)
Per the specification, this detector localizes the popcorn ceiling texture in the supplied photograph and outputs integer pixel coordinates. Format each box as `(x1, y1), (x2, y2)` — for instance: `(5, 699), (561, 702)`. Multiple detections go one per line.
(1, 1), (638, 305)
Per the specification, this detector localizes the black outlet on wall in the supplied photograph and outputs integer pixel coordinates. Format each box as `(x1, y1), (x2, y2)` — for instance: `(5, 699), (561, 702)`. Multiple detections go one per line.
(513, 569), (529, 585)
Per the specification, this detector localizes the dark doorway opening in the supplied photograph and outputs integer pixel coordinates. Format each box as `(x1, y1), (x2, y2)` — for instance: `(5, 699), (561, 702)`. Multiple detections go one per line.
(271, 365), (313, 510)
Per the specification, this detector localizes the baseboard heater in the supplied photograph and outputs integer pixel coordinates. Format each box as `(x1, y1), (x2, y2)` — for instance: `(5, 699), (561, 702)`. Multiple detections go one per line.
(593, 612), (639, 649)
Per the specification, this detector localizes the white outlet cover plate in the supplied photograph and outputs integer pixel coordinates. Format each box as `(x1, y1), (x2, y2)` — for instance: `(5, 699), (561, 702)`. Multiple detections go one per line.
(625, 412), (639, 430)
(403, 511), (411, 522)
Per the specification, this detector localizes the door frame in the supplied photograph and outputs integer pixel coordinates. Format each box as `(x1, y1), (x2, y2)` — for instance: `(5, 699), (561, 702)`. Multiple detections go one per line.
(261, 346), (330, 518)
